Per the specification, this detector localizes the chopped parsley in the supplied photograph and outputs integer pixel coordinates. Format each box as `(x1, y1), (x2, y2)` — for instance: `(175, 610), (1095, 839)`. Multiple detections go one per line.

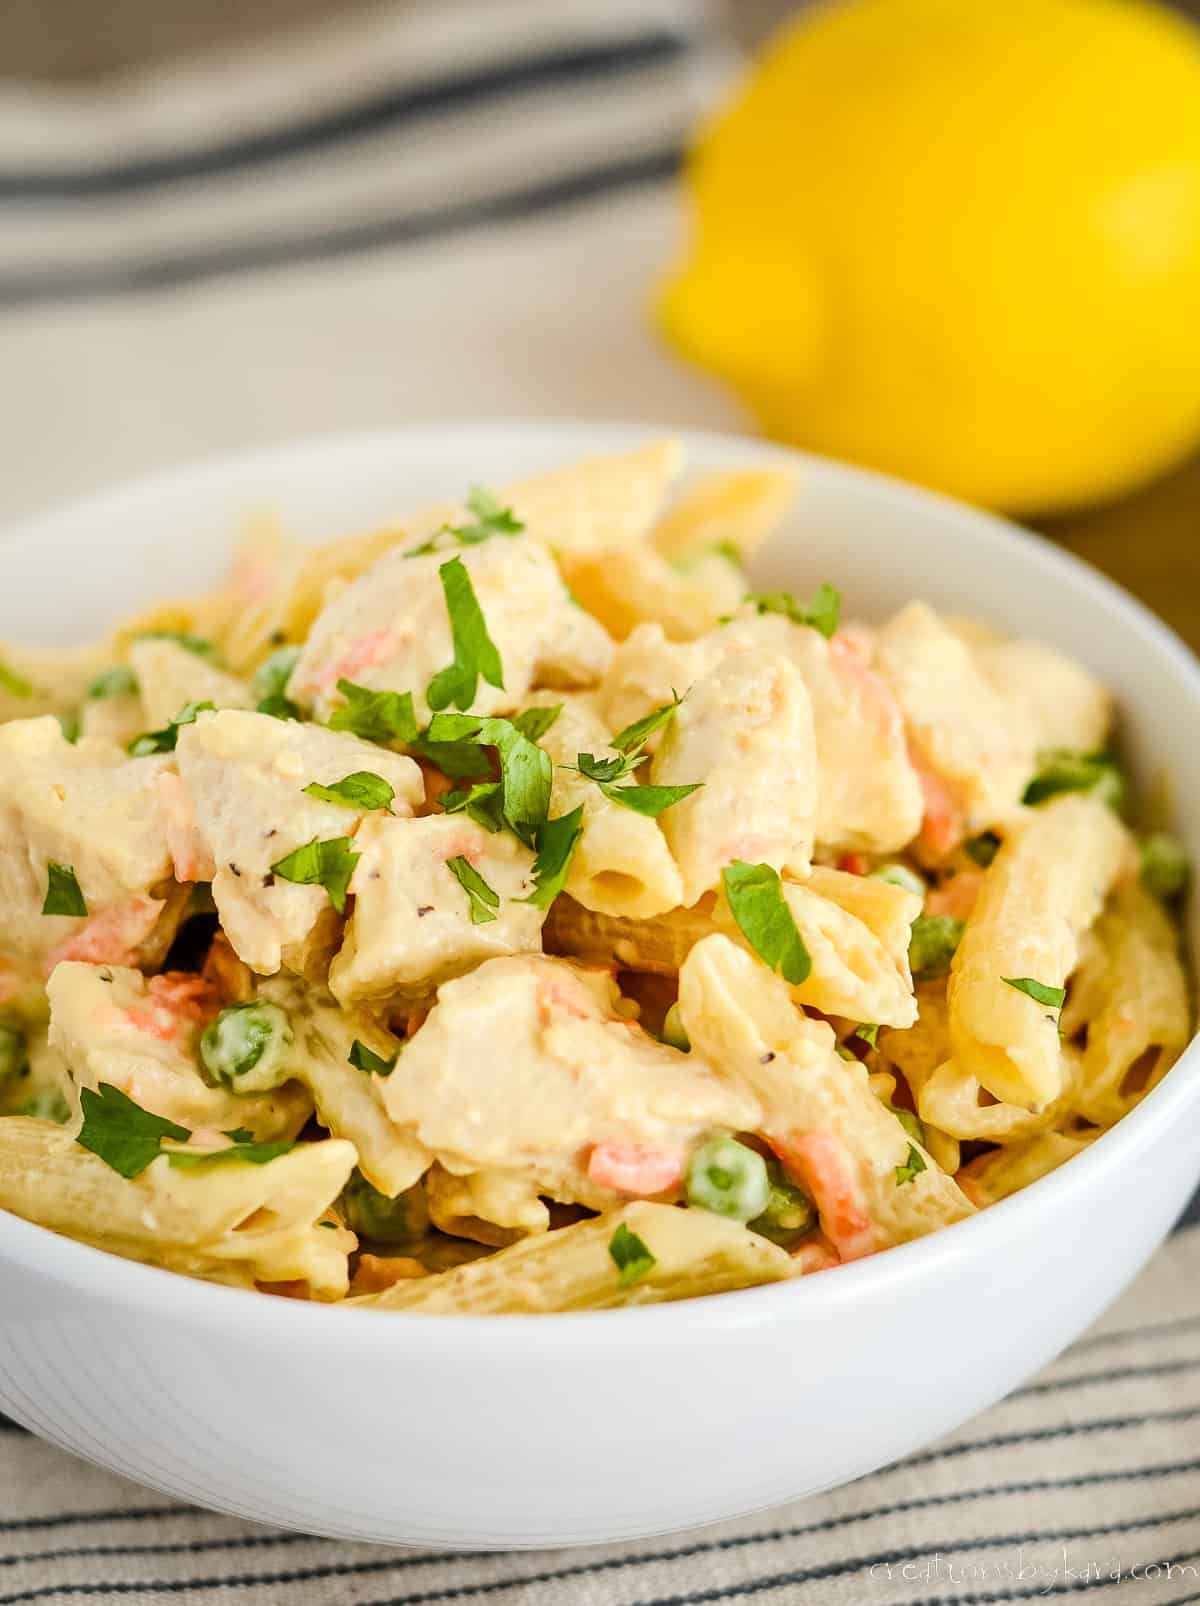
(167, 1140), (296, 1172)
(58, 713), (80, 745)
(425, 712), (552, 847)
(348, 1039), (400, 1077)
(303, 771), (396, 812)
(894, 1144), (927, 1187)
(426, 557), (505, 712)
(595, 781), (702, 818)
(0, 662), (32, 698)
(608, 1221), (656, 1287)
(1002, 975), (1066, 1010)
(327, 679), (419, 746)
(1023, 750), (1126, 812)
(127, 699), (215, 756)
(721, 861), (812, 985)
(520, 805), (584, 911)
(908, 914), (963, 981)
(76, 1083), (189, 1178)
(511, 704), (562, 742)
(41, 862), (87, 918)
(446, 855), (500, 924)
(856, 1022), (880, 1048)
(257, 694), (302, 721)
(886, 1102), (926, 1146)
(252, 645), (301, 702)
(86, 666), (138, 700)
(405, 487), (524, 557)
(744, 583), (841, 639)
(571, 694), (700, 817)
(610, 692), (687, 754)
(269, 835), (361, 914)
(963, 831), (1001, 868)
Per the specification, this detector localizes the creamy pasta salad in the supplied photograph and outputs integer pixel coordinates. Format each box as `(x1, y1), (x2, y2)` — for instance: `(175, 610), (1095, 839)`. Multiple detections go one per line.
(0, 443), (1191, 1313)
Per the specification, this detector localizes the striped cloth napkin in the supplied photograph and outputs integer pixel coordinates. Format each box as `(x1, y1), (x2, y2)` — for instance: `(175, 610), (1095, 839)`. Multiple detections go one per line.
(0, 2), (1198, 1600)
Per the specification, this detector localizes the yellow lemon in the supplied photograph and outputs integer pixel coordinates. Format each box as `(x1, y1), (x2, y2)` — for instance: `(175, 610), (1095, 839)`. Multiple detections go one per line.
(659, 0), (1200, 514)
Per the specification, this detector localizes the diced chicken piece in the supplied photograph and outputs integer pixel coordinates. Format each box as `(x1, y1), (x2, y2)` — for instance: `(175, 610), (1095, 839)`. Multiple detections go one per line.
(653, 649), (817, 904)
(329, 814), (544, 1009)
(379, 955), (760, 1230)
(78, 690), (145, 750)
(0, 718), (179, 974)
(533, 695), (684, 919)
(47, 962), (310, 1139)
(874, 603), (1035, 845)
(174, 710), (423, 976)
(129, 638), (254, 728)
(290, 538), (611, 726)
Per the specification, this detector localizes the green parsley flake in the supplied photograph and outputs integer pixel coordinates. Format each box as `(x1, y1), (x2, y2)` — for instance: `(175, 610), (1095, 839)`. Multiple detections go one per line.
(0, 662), (32, 699)
(511, 704), (562, 741)
(257, 694), (302, 721)
(520, 805), (584, 911)
(328, 679), (419, 745)
(128, 700), (215, 756)
(721, 861), (812, 985)
(270, 836), (361, 914)
(610, 692), (687, 755)
(1002, 975), (1066, 1010)
(908, 914), (963, 981)
(58, 713), (81, 745)
(600, 782), (703, 817)
(348, 1039), (400, 1077)
(76, 1083), (189, 1178)
(608, 1221), (656, 1287)
(252, 645), (302, 702)
(1023, 750), (1127, 812)
(426, 557), (505, 712)
(856, 1022), (880, 1048)
(42, 862), (87, 918)
(446, 855), (501, 924)
(86, 666), (138, 700)
(303, 771), (396, 812)
(405, 487), (524, 557)
(886, 1102), (926, 1147)
(744, 583), (841, 639)
(571, 694), (700, 818)
(894, 1143), (927, 1187)
(425, 712), (551, 847)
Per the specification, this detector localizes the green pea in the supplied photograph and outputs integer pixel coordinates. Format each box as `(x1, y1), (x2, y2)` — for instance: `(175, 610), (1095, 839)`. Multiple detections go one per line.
(1139, 832), (1190, 901)
(660, 1002), (690, 1052)
(686, 1134), (771, 1223)
(0, 1025), (28, 1087)
(748, 1163), (815, 1248)
(908, 914), (964, 981)
(253, 645), (302, 702)
(869, 863), (926, 898)
(341, 1170), (428, 1244)
(200, 1001), (293, 1093)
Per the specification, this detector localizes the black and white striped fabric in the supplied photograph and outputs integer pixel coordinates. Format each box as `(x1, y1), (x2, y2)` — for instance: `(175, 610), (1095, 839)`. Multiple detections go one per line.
(0, 0), (740, 527)
(1, 2), (1198, 1597)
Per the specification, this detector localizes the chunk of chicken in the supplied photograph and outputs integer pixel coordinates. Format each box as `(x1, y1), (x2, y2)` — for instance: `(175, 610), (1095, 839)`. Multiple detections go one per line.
(173, 710), (423, 976)
(289, 537), (612, 726)
(129, 638), (254, 729)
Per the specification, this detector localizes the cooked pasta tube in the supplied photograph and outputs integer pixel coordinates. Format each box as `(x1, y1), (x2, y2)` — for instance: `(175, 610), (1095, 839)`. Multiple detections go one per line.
(0, 1116), (356, 1297)
(48, 962), (311, 1140)
(1064, 880), (1190, 1127)
(652, 651), (817, 903)
(678, 936), (973, 1257)
(958, 1129), (1100, 1207)
(258, 976), (429, 1197)
(534, 696), (684, 919)
(353, 1200), (795, 1313)
(948, 794), (1131, 1108)
(649, 467), (797, 565)
(566, 545), (744, 642)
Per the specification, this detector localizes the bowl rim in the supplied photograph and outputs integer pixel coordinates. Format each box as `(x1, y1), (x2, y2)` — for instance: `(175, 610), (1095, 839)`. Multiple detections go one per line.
(1, 417), (1198, 1346)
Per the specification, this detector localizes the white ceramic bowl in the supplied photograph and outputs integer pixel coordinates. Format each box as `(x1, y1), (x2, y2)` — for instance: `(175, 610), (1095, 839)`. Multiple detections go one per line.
(0, 423), (1198, 1549)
